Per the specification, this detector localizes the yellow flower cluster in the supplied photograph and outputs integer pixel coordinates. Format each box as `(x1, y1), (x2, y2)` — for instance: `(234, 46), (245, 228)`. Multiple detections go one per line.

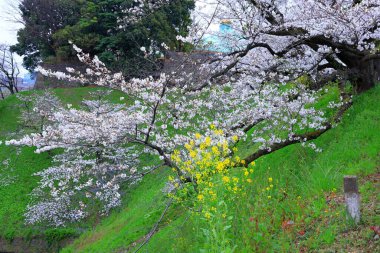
(169, 127), (255, 220)
(263, 177), (275, 199)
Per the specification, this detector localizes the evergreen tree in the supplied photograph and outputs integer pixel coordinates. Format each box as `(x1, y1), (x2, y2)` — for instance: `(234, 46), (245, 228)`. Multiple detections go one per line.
(11, 0), (83, 70)
(13, 0), (195, 77)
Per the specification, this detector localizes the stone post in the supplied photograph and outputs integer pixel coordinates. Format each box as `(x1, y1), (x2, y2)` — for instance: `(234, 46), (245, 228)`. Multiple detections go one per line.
(344, 176), (360, 224)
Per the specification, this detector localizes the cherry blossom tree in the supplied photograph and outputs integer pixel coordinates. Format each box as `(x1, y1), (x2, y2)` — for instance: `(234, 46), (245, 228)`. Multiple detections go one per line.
(5, 0), (378, 225)
(16, 91), (61, 133)
(6, 44), (350, 225)
(190, 0), (380, 91)
(7, 90), (154, 225)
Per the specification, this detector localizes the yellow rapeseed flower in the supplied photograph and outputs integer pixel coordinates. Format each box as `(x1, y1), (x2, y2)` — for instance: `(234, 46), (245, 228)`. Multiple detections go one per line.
(216, 162), (225, 172)
(197, 194), (204, 201)
(268, 177), (273, 183)
(247, 178), (253, 183)
(185, 143), (192, 150)
(210, 124), (216, 130)
(203, 152), (212, 160)
(232, 135), (239, 142)
(222, 176), (230, 183)
(171, 153), (180, 163)
(204, 212), (211, 219)
(195, 133), (202, 139)
(214, 129), (224, 135)
(189, 150), (197, 158)
(204, 136), (212, 146)
(211, 146), (220, 155)
(222, 141), (229, 151)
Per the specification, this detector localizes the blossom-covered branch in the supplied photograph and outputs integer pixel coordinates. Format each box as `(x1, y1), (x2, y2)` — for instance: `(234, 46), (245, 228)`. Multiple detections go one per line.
(188, 0), (380, 90)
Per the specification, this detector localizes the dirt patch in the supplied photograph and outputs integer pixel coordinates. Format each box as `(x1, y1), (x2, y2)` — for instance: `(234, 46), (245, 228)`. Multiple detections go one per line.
(0, 236), (74, 253)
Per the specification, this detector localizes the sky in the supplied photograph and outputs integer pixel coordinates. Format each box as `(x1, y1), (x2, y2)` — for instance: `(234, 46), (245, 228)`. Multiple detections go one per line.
(194, 0), (219, 31)
(0, 0), (27, 74)
(0, 0), (22, 44)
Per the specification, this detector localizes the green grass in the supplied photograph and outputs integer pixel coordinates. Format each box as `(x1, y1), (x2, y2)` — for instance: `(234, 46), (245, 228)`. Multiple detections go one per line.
(0, 93), (49, 239)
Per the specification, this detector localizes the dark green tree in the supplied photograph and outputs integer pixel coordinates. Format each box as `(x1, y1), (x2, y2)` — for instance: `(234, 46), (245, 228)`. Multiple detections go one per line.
(13, 0), (195, 77)
(53, 0), (195, 77)
(11, 0), (83, 71)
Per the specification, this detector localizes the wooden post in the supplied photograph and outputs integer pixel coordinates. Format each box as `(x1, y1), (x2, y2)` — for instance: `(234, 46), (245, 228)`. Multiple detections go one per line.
(344, 176), (360, 224)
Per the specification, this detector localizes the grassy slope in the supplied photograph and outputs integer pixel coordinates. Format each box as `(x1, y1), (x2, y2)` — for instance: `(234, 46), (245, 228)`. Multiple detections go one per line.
(1, 85), (379, 252)
(62, 85), (379, 252)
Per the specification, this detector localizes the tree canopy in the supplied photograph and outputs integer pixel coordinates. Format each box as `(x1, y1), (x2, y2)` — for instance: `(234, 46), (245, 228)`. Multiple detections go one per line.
(11, 0), (83, 70)
(12, 0), (195, 76)
(194, 0), (380, 91)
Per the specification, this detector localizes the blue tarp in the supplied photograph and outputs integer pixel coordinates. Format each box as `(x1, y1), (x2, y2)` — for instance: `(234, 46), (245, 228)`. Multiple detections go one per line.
(201, 24), (236, 53)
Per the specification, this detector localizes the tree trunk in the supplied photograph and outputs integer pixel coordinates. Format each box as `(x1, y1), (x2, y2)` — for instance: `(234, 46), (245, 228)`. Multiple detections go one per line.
(349, 58), (380, 92)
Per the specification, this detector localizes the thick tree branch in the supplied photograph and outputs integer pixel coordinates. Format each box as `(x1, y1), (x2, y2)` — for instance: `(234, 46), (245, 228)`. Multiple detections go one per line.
(242, 98), (353, 166)
(248, 0), (284, 26)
